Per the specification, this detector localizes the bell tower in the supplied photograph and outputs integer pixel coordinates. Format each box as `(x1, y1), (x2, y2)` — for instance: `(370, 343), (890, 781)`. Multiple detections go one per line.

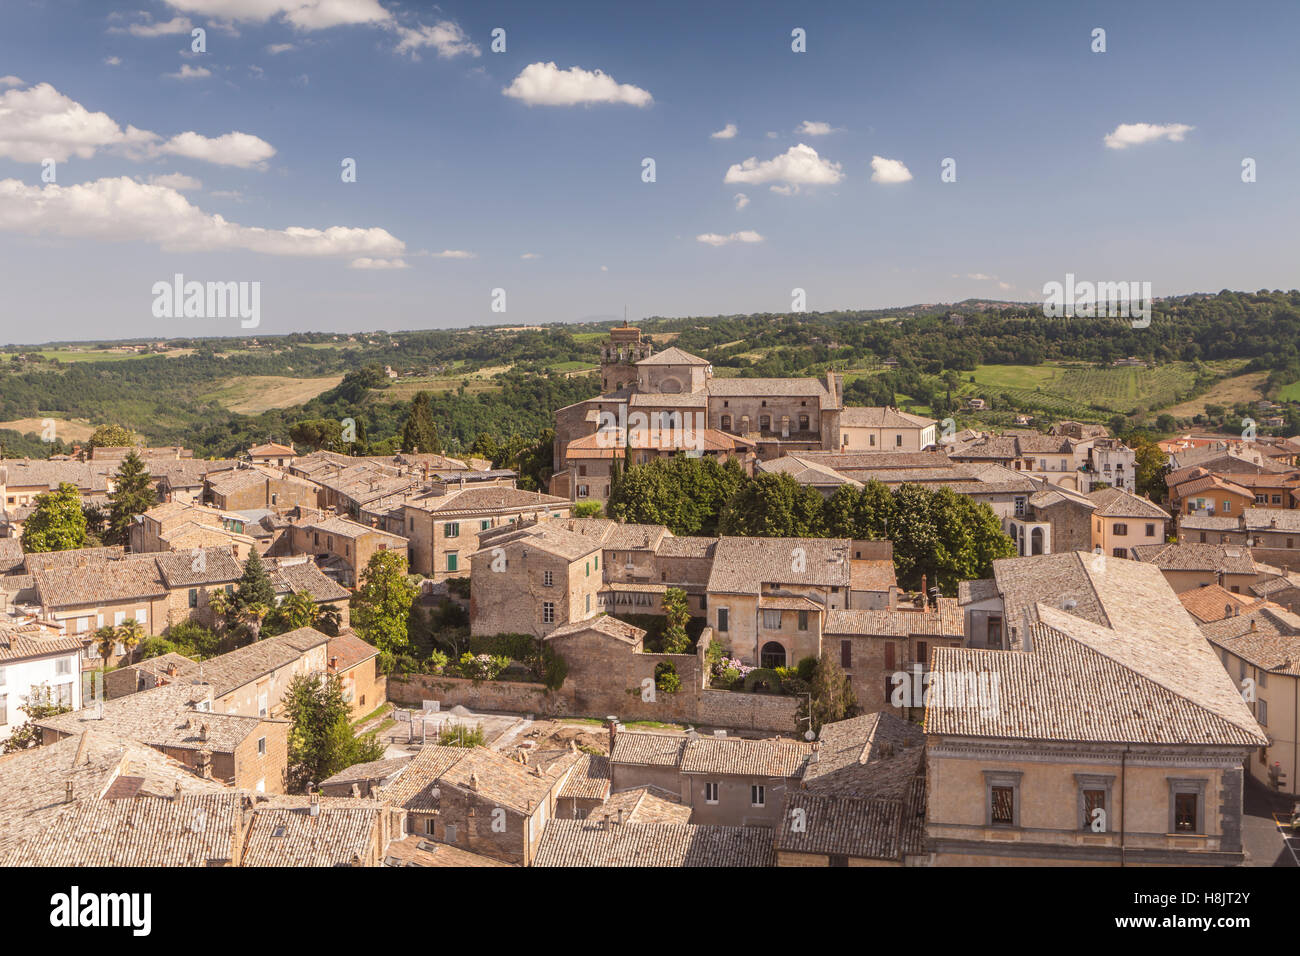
(600, 322), (652, 392)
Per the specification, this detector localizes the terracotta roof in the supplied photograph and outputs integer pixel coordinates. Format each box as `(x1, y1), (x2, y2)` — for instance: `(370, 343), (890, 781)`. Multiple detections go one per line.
(656, 536), (717, 559)
(327, 630), (379, 672)
(824, 600), (962, 639)
(248, 443), (295, 457)
(679, 735), (810, 778)
(319, 755), (413, 790)
(0, 538), (22, 574)
(189, 627), (328, 700)
(1199, 606), (1300, 677)
(838, 406), (935, 429)
(241, 796), (386, 866)
(800, 712), (926, 798)
(410, 486), (569, 515)
(545, 615), (645, 645)
(1244, 508), (1300, 533)
(473, 522), (601, 562)
(1129, 542), (1257, 574)
(0, 622), (86, 663)
(558, 753), (611, 801)
(610, 731), (687, 768)
(23, 545), (126, 572)
(34, 558), (167, 608)
(154, 547), (243, 589)
(265, 557), (350, 602)
(636, 346), (710, 367)
(1178, 584), (1263, 623)
(1088, 487), (1170, 520)
(534, 821), (775, 867)
(707, 536), (851, 594)
(775, 786), (925, 860)
(377, 746), (469, 810)
(596, 786), (690, 824)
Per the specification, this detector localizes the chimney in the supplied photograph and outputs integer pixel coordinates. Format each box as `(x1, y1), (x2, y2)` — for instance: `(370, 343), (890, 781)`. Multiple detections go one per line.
(469, 772), (479, 792)
(309, 792), (321, 817)
(1249, 618), (1257, 632)
(606, 715), (620, 754)
(64, 781), (73, 804)
(328, 656), (339, 671)
(350, 783), (361, 798)
(196, 748), (213, 780)
(615, 808), (624, 827)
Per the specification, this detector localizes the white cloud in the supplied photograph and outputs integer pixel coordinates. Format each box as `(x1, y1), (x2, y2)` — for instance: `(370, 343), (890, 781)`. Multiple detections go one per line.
(265, 43), (296, 54)
(1104, 122), (1194, 149)
(104, 57), (122, 66)
(147, 172), (203, 191)
(0, 175), (405, 258)
(710, 123), (737, 139)
(733, 192), (749, 210)
(429, 249), (475, 259)
(0, 76), (24, 88)
(769, 184), (797, 195)
(0, 83), (157, 162)
(600, 265), (608, 271)
(503, 62), (652, 107)
(796, 120), (838, 136)
(696, 230), (764, 246)
(521, 252), (540, 259)
(159, 131), (275, 169)
(394, 20), (480, 59)
(870, 155), (912, 184)
(765, 131), (778, 139)
(166, 64), (212, 80)
(161, 0), (392, 31)
(121, 16), (193, 37)
(350, 257), (407, 269)
(723, 143), (843, 187)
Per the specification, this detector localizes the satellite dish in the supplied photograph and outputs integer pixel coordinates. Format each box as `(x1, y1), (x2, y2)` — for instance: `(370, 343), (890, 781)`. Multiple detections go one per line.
(804, 730), (815, 741)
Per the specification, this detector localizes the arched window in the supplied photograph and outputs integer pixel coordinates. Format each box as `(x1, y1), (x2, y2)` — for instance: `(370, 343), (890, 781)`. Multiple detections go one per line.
(1031, 527), (1045, 556)
(760, 641), (786, 669)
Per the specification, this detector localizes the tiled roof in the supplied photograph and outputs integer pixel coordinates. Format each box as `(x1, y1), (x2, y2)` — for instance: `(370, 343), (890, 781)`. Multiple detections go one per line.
(597, 786), (690, 824)
(758, 456), (863, 489)
(0, 622), (86, 663)
(1129, 542), (1257, 574)
(1179, 514), (1242, 531)
(707, 377), (834, 401)
(265, 557), (350, 602)
(1178, 584), (1263, 623)
(958, 578), (999, 604)
(610, 731), (687, 768)
(327, 630), (379, 672)
(801, 712), (926, 798)
(1244, 508), (1300, 533)
(2, 794), (242, 866)
(838, 406), (935, 429)
(656, 536), (717, 559)
(34, 557), (167, 608)
(567, 519), (668, 551)
(707, 536), (851, 594)
(154, 547), (243, 588)
(473, 522), (601, 562)
(679, 735), (810, 778)
(0, 538), (22, 574)
(319, 755), (413, 790)
(636, 347), (710, 367)
(545, 615), (645, 645)
(823, 599), (963, 639)
(558, 753), (611, 800)
(1199, 606), (1300, 677)
(796, 450), (952, 471)
(534, 821), (775, 867)
(926, 604), (1267, 746)
(188, 627), (328, 699)
(775, 785), (925, 860)
(411, 486), (569, 515)
(241, 797), (386, 866)
(377, 746), (469, 810)
(23, 545), (126, 571)
(851, 560), (897, 593)
(1088, 487), (1170, 519)
(248, 443), (295, 456)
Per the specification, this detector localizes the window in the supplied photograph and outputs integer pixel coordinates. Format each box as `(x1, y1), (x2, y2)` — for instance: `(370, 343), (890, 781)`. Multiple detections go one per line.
(870, 435), (877, 447)
(55, 683), (73, 708)
(760, 642), (786, 669)
(1273, 495), (1283, 505)
(1014, 497), (1026, 517)
(985, 771), (1021, 827)
(762, 609), (782, 630)
(585, 561), (590, 577)
(840, 640), (852, 669)
(1112, 548), (1126, 558)
(1082, 789), (1106, 830)
(1112, 523), (1128, 535)
(543, 570), (554, 588)
(55, 657), (71, 676)
(1223, 500), (1231, 514)
(1075, 773), (1114, 831)
(542, 602), (555, 625)
(915, 641), (928, 665)
(721, 415), (731, 431)
(759, 415), (770, 431)
(0, 694), (6, 725)
(896, 434), (903, 447)
(445, 823), (457, 842)
(987, 616), (1003, 649)
(1145, 523), (1155, 537)
(578, 485), (589, 498)
(794, 610), (808, 632)
(480, 519), (491, 531)
(1257, 698), (1268, 726)
(578, 465), (587, 477)
(884, 642), (896, 669)
(594, 555), (598, 571)
(799, 415), (809, 430)
(409, 517), (415, 531)
(1258, 668), (1267, 688)
(1168, 779), (1206, 834)
(704, 782), (719, 804)
(445, 522), (459, 538)
(586, 593), (591, 614)
(717, 608), (729, 632)
(750, 785), (765, 808)
(447, 553), (458, 572)
(258, 736), (266, 755)
(188, 588), (199, 608)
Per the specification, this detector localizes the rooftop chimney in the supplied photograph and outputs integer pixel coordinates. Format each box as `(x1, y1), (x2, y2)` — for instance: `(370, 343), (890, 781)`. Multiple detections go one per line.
(606, 715), (620, 753)
(64, 781), (73, 804)
(196, 748), (213, 780)
(309, 792), (321, 817)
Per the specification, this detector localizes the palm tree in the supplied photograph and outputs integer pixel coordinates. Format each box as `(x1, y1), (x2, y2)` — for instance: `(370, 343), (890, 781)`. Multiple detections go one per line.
(239, 602), (270, 643)
(207, 588), (232, 633)
(92, 625), (118, 676)
(115, 618), (145, 664)
(279, 591), (318, 631)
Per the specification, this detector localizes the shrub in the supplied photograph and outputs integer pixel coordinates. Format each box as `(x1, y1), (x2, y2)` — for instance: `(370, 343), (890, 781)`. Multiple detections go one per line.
(572, 501), (603, 518)
(795, 656), (819, 682)
(438, 722), (486, 747)
(453, 652), (509, 682)
(654, 661), (681, 694)
(539, 644), (568, 691)
(445, 577), (471, 599)
(468, 632), (538, 661)
(743, 668), (782, 694)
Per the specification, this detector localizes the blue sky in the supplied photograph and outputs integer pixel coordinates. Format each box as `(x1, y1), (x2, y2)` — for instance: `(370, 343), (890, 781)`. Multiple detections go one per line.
(0, 0), (1297, 343)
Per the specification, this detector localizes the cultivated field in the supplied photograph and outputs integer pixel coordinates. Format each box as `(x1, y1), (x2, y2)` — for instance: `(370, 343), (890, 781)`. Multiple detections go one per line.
(200, 375), (344, 414)
(0, 417), (97, 441)
(1164, 370), (1269, 418)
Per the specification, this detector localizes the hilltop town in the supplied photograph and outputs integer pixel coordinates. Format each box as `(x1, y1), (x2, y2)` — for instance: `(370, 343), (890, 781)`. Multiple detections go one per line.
(0, 324), (1295, 869)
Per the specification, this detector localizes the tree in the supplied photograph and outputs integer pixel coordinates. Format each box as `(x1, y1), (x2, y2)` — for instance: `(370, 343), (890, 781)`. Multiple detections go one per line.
(266, 591), (319, 635)
(661, 587), (691, 654)
(719, 472), (826, 537)
(1130, 434), (1171, 503)
(234, 550), (275, 611)
(400, 391), (441, 453)
(115, 618), (145, 663)
(1, 685), (71, 754)
(351, 550), (417, 669)
(802, 658), (857, 733)
(237, 602), (271, 643)
(21, 482), (87, 553)
(93, 625), (119, 676)
(282, 672), (385, 792)
(106, 450), (156, 545)
(87, 424), (134, 448)
(571, 501), (603, 518)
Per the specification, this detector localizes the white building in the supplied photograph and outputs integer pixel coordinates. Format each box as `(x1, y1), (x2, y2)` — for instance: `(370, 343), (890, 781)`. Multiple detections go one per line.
(0, 622), (85, 741)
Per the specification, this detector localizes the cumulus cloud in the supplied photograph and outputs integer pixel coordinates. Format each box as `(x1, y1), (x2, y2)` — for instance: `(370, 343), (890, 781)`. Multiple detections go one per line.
(166, 64), (212, 80)
(350, 257), (407, 269)
(696, 230), (764, 246)
(795, 120), (838, 136)
(119, 16), (193, 36)
(503, 62), (652, 107)
(0, 76), (24, 88)
(769, 184), (796, 195)
(0, 83), (157, 162)
(710, 123), (737, 139)
(158, 131), (275, 169)
(104, 57), (122, 66)
(0, 176), (405, 259)
(733, 192), (749, 210)
(870, 155), (912, 184)
(1104, 122), (1194, 149)
(429, 249), (475, 259)
(394, 20), (480, 59)
(265, 43), (296, 54)
(723, 143), (843, 187)
(147, 172), (203, 191)
(161, 0), (392, 31)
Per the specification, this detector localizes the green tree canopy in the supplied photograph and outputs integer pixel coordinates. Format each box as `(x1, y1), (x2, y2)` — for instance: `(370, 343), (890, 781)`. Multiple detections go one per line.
(234, 550), (276, 611)
(20, 482), (88, 553)
(87, 424), (134, 448)
(282, 672), (385, 792)
(400, 391), (441, 453)
(106, 449), (156, 545)
(351, 549), (417, 669)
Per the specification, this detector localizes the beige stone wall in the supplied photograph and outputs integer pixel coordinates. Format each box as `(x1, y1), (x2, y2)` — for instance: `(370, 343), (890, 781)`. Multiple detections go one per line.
(50, 595), (171, 639)
(1092, 515), (1168, 557)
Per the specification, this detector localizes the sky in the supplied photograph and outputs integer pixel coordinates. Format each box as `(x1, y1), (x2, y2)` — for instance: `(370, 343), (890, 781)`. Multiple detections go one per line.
(0, 0), (1297, 344)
